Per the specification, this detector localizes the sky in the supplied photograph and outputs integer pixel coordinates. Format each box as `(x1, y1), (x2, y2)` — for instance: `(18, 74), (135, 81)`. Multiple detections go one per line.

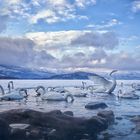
(0, 0), (140, 73)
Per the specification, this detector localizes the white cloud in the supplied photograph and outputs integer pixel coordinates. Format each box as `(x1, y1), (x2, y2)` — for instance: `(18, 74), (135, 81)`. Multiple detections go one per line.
(25, 30), (120, 70)
(0, 35), (139, 71)
(26, 30), (118, 50)
(26, 30), (84, 46)
(132, 1), (140, 12)
(29, 0), (89, 24)
(0, 0), (96, 25)
(5, 0), (21, 5)
(30, 0), (71, 23)
(0, 37), (34, 66)
(59, 50), (140, 71)
(105, 51), (140, 71)
(86, 19), (122, 29)
(0, 37), (57, 68)
(75, 0), (96, 8)
(25, 30), (140, 71)
(71, 31), (119, 50)
(0, 14), (9, 33)
(47, 0), (68, 7)
(30, 10), (57, 24)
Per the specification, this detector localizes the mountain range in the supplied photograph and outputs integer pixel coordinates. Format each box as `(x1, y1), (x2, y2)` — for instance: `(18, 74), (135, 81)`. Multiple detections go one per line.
(0, 64), (140, 80)
(0, 65), (54, 79)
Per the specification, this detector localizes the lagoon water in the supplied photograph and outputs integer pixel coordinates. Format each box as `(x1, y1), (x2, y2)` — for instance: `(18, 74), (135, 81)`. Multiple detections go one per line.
(0, 80), (140, 139)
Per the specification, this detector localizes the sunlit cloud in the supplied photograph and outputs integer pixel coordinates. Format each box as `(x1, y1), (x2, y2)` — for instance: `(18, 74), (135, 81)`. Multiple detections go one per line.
(26, 30), (118, 50)
(0, 0), (140, 72)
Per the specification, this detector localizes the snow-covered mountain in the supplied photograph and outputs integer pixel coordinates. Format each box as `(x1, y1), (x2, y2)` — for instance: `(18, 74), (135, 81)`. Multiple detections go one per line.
(0, 64), (140, 79)
(48, 71), (98, 79)
(113, 71), (140, 80)
(0, 65), (55, 79)
(48, 71), (140, 80)
(0, 65), (98, 79)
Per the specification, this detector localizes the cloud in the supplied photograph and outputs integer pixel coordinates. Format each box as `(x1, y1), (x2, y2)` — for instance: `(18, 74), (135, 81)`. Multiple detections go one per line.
(91, 48), (107, 60)
(60, 52), (88, 68)
(5, 0), (21, 5)
(86, 19), (122, 29)
(0, 37), (57, 68)
(30, 0), (71, 24)
(59, 49), (107, 69)
(71, 31), (119, 50)
(0, 37), (34, 66)
(0, 0), (89, 24)
(132, 1), (140, 12)
(0, 0), (91, 24)
(30, 10), (59, 24)
(29, 0), (89, 24)
(0, 14), (9, 33)
(32, 50), (58, 68)
(104, 51), (140, 71)
(75, 0), (96, 8)
(0, 0), (31, 20)
(3, 0), (126, 31)
(26, 30), (83, 46)
(58, 50), (140, 71)
(0, 35), (139, 72)
(26, 30), (119, 50)
(25, 30), (140, 71)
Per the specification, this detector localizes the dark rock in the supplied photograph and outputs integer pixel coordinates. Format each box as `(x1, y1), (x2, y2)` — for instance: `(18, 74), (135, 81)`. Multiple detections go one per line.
(64, 111), (74, 116)
(86, 116), (108, 133)
(0, 109), (114, 140)
(135, 123), (140, 134)
(130, 115), (140, 123)
(116, 117), (123, 120)
(48, 129), (59, 140)
(28, 128), (42, 139)
(98, 131), (114, 140)
(10, 123), (30, 140)
(85, 102), (108, 110)
(97, 110), (115, 124)
(130, 115), (140, 134)
(10, 128), (27, 140)
(0, 118), (10, 140)
(10, 123), (30, 130)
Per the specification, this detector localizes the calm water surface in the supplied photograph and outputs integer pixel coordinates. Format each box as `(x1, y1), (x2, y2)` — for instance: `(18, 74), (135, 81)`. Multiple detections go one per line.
(0, 80), (140, 139)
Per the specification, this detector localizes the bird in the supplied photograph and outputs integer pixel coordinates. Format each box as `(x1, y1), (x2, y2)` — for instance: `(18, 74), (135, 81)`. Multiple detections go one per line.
(117, 89), (139, 99)
(67, 81), (88, 97)
(0, 81), (15, 95)
(88, 70), (117, 94)
(70, 88), (88, 97)
(7, 81), (14, 93)
(132, 83), (140, 91)
(50, 87), (68, 93)
(0, 85), (5, 95)
(35, 86), (74, 102)
(87, 85), (107, 93)
(82, 81), (87, 90)
(0, 85), (28, 101)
